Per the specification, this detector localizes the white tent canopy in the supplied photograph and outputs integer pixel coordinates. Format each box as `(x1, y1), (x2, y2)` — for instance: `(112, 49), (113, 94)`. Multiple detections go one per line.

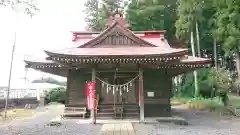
(28, 83), (65, 89)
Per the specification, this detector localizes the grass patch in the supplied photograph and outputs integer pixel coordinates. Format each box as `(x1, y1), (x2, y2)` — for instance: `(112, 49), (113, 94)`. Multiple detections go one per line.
(0, 109), (36, 122)
(186, 97), (224, 111)
(171, 97), (192, 106)
(171, 93), (240, 116)
(228, 94), (240, 108)
(171, 96), (225, 111)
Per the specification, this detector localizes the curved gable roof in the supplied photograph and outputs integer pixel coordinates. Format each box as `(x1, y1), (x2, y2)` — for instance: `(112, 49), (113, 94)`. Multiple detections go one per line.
(78, 22), (158, 48)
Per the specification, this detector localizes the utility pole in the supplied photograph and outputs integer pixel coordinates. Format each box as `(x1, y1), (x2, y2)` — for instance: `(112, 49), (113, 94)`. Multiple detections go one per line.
(23, 55), (28, 94)
(4, 31), (17, 119)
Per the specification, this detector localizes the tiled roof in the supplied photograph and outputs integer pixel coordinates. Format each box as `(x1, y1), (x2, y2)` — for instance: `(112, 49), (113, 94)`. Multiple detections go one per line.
(73, 37), (94, 46)
(141, 37), (170, 48)
(73, 29), (169, 48)
(24, 14), (212, 77)
(74, 36), (169, 48)
(45, 47), (187, 57)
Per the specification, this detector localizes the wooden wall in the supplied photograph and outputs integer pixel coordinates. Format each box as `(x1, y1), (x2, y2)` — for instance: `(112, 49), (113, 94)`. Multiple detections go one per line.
(66, 70), (138, 106)
(143, 68), (172, 117)
(66, 69), (91, 106)
(66, 68), (172, 117)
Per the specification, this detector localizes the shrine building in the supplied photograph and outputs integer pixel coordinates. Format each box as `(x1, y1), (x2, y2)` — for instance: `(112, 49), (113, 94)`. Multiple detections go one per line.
(25, 13), (211, 122)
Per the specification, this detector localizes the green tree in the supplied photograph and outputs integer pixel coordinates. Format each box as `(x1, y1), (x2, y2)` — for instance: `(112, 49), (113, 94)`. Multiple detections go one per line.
(102, 0), (124, 13)
(208, 68), (232, 106)
(44, 87), (66, 104)
(84, 0), (125, 31)
(126, 0), (165, 30)
(126, 0), (177, 39)
(175, 0), (206, 97)
(180, 68), (212, 97)
(84, 0), (103, 31)
(180, 68), (232, 98)
(175, 0), (204, 54)
(213, 0), (240, 77)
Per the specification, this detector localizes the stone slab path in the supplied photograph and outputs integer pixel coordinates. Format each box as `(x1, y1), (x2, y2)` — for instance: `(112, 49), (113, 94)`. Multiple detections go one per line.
(99, 123), (136, 135)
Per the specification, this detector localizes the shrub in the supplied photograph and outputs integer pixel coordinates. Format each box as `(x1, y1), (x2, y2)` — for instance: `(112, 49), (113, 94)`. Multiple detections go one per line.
(180, 68), (232, 99)
(179, 68), (213, 97)
(44, 87), (66, 104)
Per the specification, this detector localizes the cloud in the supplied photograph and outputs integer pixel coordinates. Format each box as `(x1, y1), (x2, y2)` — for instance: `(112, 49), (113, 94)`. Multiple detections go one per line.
(0, 0), (86, 87)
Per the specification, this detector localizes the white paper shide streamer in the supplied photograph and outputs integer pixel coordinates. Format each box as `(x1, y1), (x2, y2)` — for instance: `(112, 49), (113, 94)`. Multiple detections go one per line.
(96, 74), (139, 96)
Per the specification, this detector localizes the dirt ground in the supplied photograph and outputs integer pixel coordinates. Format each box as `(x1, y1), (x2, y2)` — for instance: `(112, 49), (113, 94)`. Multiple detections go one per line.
(134, 106), (240, 135)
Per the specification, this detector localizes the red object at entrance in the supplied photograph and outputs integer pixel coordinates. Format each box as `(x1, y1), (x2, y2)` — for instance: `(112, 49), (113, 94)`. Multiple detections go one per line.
(86, 81), (95, 110)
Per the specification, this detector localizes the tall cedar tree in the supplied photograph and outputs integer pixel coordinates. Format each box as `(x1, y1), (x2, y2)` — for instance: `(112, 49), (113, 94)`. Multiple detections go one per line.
(213, 0), (240, 77)
(126, 0), (176, 39)
(175, 0), (205, 97)
(214, 0), (240, 54)
(84, 0), (125, 31)
(84, 0), (102, 31)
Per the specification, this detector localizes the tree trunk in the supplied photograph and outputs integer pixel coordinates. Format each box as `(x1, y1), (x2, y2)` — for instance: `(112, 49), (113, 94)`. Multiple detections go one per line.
(191, 30), (199, 97)
(195, 22), (201, 57)
(213, 38), (218, 68)
(193, 71), (199, 97)
(173, 76), (179, 96)
(178, 75), (183, 96)
(236, 51), (240, 79)
(191, 30), (196, 57)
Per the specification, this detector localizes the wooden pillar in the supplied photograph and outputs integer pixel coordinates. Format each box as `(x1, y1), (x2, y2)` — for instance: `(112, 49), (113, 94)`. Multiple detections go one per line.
(139, 68), (144, 122)
(65, 69), (71, 105)
(91, 68), (96, 124)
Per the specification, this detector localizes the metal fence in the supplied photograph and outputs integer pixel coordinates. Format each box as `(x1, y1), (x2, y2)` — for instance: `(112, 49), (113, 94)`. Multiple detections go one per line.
(0, 97), (39, 109)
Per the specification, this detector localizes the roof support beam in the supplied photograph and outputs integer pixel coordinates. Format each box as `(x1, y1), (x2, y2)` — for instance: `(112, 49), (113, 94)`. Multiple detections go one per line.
(91, 67), (96, 124)
(50, 56), (182, 65)
(139, 67), (144, 122)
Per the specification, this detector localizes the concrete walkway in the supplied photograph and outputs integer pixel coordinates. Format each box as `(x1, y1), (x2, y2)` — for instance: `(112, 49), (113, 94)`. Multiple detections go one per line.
(99, 123), (136, 135)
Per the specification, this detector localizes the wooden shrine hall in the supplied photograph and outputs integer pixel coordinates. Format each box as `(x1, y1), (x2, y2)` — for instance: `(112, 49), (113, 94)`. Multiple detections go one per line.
(25, 13), (211, 122)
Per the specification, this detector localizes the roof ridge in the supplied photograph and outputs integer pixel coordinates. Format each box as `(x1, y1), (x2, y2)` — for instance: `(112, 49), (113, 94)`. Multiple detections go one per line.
(77, 22), (118, 48)
(78, 21), (158, 48)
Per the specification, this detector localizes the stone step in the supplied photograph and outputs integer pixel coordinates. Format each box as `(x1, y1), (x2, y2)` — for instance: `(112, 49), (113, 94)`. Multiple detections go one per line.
(97, 108), (139, 112)
(97, 112), (139, 119)
(97, 111), (139, 115)
(97, 114), (139, 119)
(97, 110), (139, 114)
(97, 115), (137, 120)
(98, 105), (139, 109)
(99, 104), (139, 106)
(96, 103), (140, 119)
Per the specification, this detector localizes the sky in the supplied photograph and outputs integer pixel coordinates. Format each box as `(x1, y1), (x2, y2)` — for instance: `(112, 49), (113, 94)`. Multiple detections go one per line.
(0, 0), (87, 88)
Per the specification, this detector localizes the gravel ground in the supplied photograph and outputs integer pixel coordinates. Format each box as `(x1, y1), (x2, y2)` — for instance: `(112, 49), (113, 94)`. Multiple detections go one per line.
(2, 105), (240, 135)
(0, 105), (102, 135)
(134, 108), (240, 135)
